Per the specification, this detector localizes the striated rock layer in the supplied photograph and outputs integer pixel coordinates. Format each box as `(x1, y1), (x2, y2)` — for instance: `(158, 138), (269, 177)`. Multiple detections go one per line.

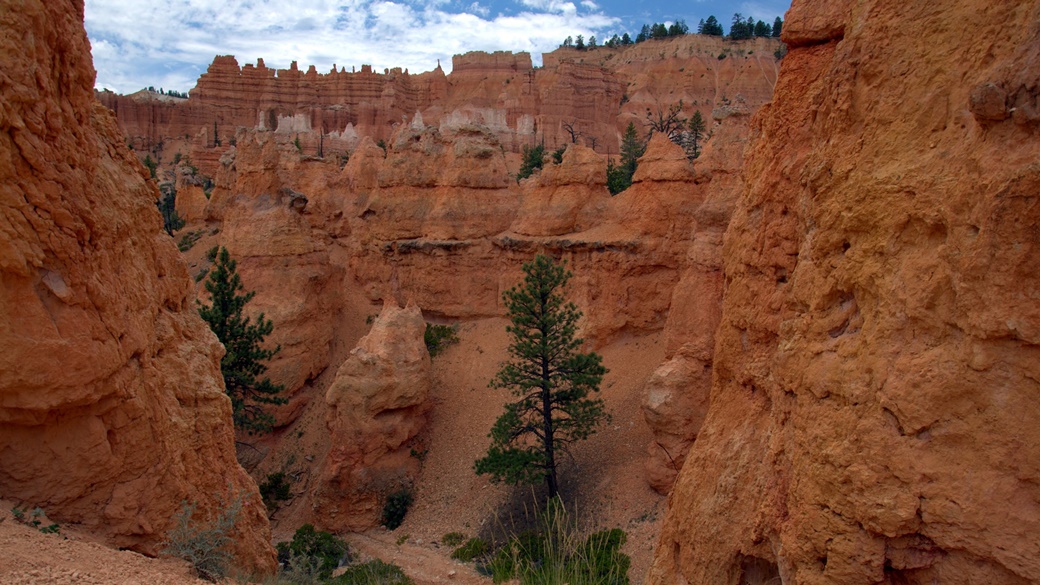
(0, 0), (275, 573)
(99, 36), (782, 177)
(649, 0), (1040, 583)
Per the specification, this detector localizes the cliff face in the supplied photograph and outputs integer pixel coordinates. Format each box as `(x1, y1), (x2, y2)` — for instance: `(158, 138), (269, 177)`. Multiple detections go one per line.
(0, 0), (275, 573)
(99, 35), (781, 177)
(649, 0), (1040, 583)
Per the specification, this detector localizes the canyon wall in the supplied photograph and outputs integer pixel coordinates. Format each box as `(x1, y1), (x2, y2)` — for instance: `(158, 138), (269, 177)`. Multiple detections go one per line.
(649, 0), (1040, 583)
(99, 35), (781, 177)
(0, 0), (275, 573)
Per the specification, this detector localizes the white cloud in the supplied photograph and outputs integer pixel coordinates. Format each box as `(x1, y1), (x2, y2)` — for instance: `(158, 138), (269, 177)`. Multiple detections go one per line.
(84, 0), (617, 93)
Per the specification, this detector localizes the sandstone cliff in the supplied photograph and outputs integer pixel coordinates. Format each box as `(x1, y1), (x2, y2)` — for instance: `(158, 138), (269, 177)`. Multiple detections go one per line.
(99, 35), (781, 179)
(649, 0), (1040, 583)
(0, 0), (274, 573)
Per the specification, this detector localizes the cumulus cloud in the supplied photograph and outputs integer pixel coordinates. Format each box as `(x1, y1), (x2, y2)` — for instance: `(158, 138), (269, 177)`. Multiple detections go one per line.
(84, 0), (616, 93)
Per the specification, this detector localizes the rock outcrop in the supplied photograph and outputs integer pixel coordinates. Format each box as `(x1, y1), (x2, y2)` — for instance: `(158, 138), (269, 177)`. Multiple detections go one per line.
(99, 35), (782, 178)
(649, 0), (1040, 583)
(312, 302), (431, 531)
(0, 0), (275, 573)
(641, 104), (755, 494)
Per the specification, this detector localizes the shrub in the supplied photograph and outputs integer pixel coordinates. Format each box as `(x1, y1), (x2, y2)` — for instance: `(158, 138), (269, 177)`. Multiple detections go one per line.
(451, 537), (490, 562)
(441, 531), (467, 547)
(206, 245), (219, 261)
(484, 499), (630, 585)
(551, 145), (566, 164)
(259, 471), (292, 509)
(381, 489), (412, 530)
(161, 493), (242, 581)
(424, 323), (459, 357)
(330, 560), (414, 585)
(275, 523), (348, 581)
(516, 143), (545, 182)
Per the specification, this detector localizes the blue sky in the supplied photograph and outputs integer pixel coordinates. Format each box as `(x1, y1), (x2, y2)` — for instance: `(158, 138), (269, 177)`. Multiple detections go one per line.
(85, 0), (790, 95)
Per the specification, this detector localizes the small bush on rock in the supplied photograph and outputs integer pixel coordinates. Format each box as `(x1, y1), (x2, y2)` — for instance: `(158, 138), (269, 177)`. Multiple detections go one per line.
(161, 492), (242, 582)
(451, 537), (490, 562)
(275, 523), (349, 581)
(424, 323), (459, 357)
(330, 560), (414, 585)
(381, 489), (413, 530)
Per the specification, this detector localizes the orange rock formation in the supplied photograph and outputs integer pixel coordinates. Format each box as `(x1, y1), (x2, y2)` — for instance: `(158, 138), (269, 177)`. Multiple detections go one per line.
(0, 0), (274, 574)
(313, 301), (432, 531)
(648, 0), (1040, 583)
(99, 36), (781, 178)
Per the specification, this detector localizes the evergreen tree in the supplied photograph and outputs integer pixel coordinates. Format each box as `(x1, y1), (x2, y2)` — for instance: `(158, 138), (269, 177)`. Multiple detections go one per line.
(517, 143), (546, 181)
(730, 13), (752, 39)
(621, 32), (632, 44)
(474, 255), (608, 500)
(685, 110), (706, 160)
(562, 35), (573, 47)
(574, 34), (585, 50)
(198, 248), (286, 433)
(651, 23), (668, 38)
(668, 19), (688, 36)
(700, 15), (723, 36)
(588, 35), (597, 48)
(636, 24), (650, 42)
(772, 17), (783, 37)
(156, 184), (184, 236)
(606, 121), (646, 195)
(754, 20), (771, 37)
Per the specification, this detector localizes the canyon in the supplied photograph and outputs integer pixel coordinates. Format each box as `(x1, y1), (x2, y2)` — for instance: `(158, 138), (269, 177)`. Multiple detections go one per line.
(2, 0), (1038, 584)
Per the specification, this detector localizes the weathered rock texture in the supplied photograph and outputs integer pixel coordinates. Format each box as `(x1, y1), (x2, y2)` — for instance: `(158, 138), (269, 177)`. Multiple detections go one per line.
(0, 0), (275, 573)
(649, 1), (1040, 583)
(313, 301), (431, 531)
(640, 103), (754, 494)
(99, 36), (781, 178)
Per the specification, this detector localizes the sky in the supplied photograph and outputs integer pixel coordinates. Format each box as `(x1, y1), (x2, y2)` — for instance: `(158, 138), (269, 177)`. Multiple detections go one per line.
(85, 0), (791, 95)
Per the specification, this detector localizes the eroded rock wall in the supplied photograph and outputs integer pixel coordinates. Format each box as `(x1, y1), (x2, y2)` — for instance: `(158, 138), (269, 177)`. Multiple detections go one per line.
(0, 0), (275, 573)
(649, 1), (1040, 583)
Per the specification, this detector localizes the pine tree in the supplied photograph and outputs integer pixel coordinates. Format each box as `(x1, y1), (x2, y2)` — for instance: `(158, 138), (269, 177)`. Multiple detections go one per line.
(754, 19), (771, 37)
(474, 255), (608, 499)
(772, 17), (783, 37)
(606, 121), (646, 195)
(574, 34), (585, 50)
(686, 110), (706, 160)
(621, 32), (632, 44)
(156, 184), (184, 236)
(198, 248), (286, 433)
(517, 143), (546, 182)
(701, 15), (723, 36)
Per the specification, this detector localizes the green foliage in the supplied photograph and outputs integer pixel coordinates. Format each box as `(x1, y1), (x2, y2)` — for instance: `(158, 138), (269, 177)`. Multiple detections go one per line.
(198, 247), (286, 433)
(260, 471), (293, 509)
(294, 136), (302, 152)
(381, 489), (413, 530)
(451, 537), (490, 562)
(697, 15), (724, 36)
(143, 154), (158, 178)
(754, 19), (772, 37)
(376, 139), (387, 154)
(441, 532), (467, 547)
(195, 268), (209, 283)
(484, 500), (629, 585)
(275, 524), (349, 581)
(330, 560), (414, 585)
(177, 229), (203, 251)
(729, 13), (756, 40)
(551, 145), (566, 164)
(161, 492), (242, 582)
(206, 245), (219, 262)
(424, 323), (460, 357)
(11, 506), (60, 534)
(474, 255), (608, 499)
(606, 122), (645, 195)
(517, 143), (546, 182)
(773, 16), (783, 37)
(157, 184), (184, 236)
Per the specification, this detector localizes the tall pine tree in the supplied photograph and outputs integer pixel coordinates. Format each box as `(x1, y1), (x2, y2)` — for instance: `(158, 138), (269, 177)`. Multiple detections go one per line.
(475, 255), (608, 499)
(198, 247), (285, 433)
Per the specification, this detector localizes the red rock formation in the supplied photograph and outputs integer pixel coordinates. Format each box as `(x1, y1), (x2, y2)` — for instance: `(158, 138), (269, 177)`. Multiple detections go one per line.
(640, 106), (753, 494)
(312, 301), (431, 531)
(649, 0), (1040, 583)
(0, 0), (275, 573)
(100, 34), (782, 180)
